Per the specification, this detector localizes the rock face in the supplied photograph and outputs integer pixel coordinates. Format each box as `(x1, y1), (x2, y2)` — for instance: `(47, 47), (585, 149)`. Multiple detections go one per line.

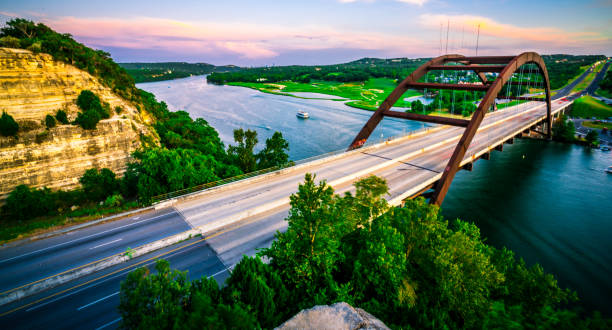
(275, 302), (390, 330)
(0, 47), (157, 199)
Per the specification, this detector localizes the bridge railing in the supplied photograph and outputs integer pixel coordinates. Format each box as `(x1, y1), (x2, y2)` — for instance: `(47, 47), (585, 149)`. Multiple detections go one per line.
(148, 124), (436, 205)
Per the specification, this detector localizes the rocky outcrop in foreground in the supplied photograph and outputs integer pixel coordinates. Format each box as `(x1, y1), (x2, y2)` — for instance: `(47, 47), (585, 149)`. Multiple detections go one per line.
(275, 302), (390, 330)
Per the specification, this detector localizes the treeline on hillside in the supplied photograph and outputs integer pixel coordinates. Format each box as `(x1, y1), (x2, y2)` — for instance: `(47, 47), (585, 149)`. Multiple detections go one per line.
(207, 54), (604, 91)
(0, 19), (140, 103)
(118, 175), (611, 329)
(119, 62), (241, 83)
(208, 58), (426, 84)
(542, 55), (606, 90)
(598, 67), (612, 95)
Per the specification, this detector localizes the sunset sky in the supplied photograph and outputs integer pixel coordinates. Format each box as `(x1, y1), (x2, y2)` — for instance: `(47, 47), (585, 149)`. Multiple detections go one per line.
(1, 0), (610, 65)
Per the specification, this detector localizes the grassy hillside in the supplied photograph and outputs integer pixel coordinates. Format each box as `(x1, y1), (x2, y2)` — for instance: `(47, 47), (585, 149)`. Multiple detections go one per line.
(571, 95), (612, 119)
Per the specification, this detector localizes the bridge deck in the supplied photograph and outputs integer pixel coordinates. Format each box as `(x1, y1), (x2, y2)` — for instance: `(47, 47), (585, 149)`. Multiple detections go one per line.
(171, 99), (571, 232)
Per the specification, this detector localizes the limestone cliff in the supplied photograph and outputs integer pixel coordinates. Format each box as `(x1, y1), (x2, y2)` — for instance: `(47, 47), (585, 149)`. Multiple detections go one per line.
(0, 47), (157, 199)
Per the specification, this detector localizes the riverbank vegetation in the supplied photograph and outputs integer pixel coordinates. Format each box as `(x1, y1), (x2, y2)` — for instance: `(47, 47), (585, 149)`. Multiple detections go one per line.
(118, 175), (611, 329)
(118, 62), (241, 83)
(571, 95), (612, 119)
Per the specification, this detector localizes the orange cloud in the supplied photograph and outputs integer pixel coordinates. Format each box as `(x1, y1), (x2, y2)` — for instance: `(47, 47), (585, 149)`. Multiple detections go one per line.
(419, 14), (607, 50)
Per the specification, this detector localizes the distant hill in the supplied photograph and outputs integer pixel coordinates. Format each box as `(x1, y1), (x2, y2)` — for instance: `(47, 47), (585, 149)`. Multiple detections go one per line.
(119, 62), (242, 83)
(208, 54), (606, 90)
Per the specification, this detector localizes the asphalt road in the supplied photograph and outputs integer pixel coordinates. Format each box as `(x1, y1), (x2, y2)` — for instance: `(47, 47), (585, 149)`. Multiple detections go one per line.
(0, 208), (191, 294)
(552, 62), (598, 100)
(0, 208), (288, 329)
(586, 61), (611, 95)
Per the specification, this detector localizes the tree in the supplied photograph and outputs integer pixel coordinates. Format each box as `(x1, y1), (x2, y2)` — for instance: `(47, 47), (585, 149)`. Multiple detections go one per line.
(585, 130), (599, 146)
(0, 111), (19, 136)
(227, 128), (258, 173)
(55, 109), (69, 124)
(256, 131), (290, 169)
(1, 185), (56, 221)
(79, 168), (119, 202)
(74, 109), (101, 130)
(0, 36), (20, 48)
(45, 114), (56, 128)
(552, 114), (575, 142)
(410, 100), (424, 113)
(119, 260), (191, 329)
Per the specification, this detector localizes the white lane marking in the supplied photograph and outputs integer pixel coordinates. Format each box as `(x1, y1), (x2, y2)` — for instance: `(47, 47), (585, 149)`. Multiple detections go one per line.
(89, 239), (123, 250)
(77, 291), (119, 310)
(211, 268), (230, 277)
(95, 317), (121, 330)
(0, 212), (175, 264)
(25, 241), (202, 312)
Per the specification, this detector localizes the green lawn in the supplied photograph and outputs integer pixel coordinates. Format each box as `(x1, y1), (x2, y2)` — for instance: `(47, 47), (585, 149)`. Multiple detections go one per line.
(228, 78), (421, 111)
(571, 95), (612, 119)
(583, 120), (612, 130)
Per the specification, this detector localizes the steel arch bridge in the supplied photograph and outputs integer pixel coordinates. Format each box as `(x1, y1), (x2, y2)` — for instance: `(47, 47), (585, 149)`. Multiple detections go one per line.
(348, 52), (552, 206)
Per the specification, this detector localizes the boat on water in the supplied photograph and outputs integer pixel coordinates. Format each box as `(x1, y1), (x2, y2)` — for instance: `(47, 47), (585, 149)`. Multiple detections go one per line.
(601, 146), (611, 152)
(606, 166), (612, 174)
(296, 111), (310, 119)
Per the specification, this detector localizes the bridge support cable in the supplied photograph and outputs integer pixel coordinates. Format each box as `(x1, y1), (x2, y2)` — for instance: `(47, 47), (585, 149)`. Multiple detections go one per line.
(348, 52), (553, 205)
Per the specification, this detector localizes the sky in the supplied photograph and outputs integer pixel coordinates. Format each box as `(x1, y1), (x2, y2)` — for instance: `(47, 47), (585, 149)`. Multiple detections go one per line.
(1, 0), (611, 66)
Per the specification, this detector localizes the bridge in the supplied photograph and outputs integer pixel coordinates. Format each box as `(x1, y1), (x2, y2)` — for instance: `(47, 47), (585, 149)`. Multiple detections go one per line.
(0, 53), (577, 328)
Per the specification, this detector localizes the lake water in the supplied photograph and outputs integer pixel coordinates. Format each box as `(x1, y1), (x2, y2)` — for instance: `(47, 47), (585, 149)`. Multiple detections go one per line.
(138, 76), (612, 315)
(138, 76), (431, 160)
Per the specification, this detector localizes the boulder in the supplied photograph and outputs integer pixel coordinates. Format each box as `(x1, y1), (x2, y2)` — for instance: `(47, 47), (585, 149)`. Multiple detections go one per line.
(275, 302), (390, 330)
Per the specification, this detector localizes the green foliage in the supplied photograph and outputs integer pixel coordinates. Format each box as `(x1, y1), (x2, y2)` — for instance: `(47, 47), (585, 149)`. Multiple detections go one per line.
(1, 185), (56, 221)
(35, 130), (49, 143)
(410, 99), (424, 112)
(103, 194), (124, 208)
(73, 90), (111, 129)
(45, 114), (56, 128)
(552, 114), (576, 142)
(0, 35), (20, 48)
(130, 148), (225, 204)
(585, 130), (599, 146)
(0, 111), (19, 136)
(256, 131), (290, 169)
(55, 109), (68, 124)
(74, 109), (101, 130)
(119, 62), (240, 83)
(599, 67), (612, 95)
(79, 168), (120, 202)
(228, 128), (258, 173)
(543, 55), (607, 90)
(119, 175), (609, 329)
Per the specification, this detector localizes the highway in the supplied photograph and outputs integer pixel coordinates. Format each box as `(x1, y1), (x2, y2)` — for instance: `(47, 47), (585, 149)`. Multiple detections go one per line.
(0, 97), (572, 329)
(0, 76), (576, 328)
(0, 209), (190, 294)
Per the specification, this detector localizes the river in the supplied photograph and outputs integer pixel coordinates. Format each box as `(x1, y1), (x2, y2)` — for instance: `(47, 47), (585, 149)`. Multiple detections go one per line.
(138, 76), (612, 315)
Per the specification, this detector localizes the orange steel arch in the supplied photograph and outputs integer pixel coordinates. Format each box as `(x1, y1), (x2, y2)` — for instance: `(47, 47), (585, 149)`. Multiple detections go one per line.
(348, 52), (552, 206)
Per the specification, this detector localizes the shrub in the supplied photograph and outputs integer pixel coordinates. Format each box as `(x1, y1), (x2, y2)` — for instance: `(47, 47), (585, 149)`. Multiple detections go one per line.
(0, 111), (19, 136)
(55, 109), (69, 124)
(26, 41), (41, 53)
(115, 106), (123, 114)
(35, 130), (49, 143)
(79, 168), (120, 202)
(1, 185), (56, 221)
(75, 109), (101, 130)
(0, 35), (20, 48)
(76, 90), (100, 111)
(45, 114), (56, 128)
(103, 194), (124, 208)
